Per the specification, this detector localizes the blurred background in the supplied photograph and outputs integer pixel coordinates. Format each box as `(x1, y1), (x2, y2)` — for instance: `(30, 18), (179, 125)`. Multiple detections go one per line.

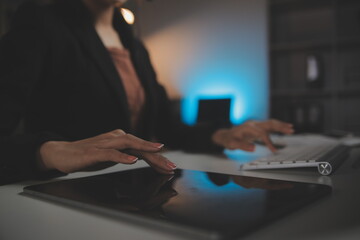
(1, 0), (360, 135)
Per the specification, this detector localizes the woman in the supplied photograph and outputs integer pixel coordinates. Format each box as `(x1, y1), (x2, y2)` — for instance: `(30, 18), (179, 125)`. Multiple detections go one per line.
(0, 0), (293, 184)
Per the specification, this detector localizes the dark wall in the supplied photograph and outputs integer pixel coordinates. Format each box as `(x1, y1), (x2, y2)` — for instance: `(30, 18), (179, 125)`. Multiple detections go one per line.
(269, 0), (360, 135)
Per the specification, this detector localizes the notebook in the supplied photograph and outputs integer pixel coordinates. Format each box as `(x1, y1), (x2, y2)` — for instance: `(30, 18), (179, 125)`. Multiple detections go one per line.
(23, 168), (331, 239)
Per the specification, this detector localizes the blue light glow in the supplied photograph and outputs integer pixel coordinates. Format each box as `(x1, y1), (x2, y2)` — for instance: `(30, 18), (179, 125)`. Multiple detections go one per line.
(182, 169), (258, 193)
(180, 59), (269, 126)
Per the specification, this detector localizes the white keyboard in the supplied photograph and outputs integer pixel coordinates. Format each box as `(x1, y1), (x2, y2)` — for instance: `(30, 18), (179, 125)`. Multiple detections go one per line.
(239, 135), (350, 175)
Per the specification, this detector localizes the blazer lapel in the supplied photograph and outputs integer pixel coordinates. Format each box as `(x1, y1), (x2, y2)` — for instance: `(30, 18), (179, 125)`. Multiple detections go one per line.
(130, 45), (157, 137)
(60, 0), (131, 130)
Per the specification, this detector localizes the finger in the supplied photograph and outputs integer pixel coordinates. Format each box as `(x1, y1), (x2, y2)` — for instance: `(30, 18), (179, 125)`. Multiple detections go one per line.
(130, 150), (176, 174)
(149, 164), (175, 175)
(99, 134), (164, 152)
(96, 149), (139, 164)
(261, 120), (294, 134)
(231, 125), (261, 142)
(238, 124), (280, 152)
(258, 130), (277, 153)
(270, 119), (294, 134)
(143, 153), (177, 174)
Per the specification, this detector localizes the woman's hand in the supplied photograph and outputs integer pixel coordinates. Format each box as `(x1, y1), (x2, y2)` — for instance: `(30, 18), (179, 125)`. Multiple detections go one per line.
(211, 119), (294, 152)
(37, 129), (176, 174)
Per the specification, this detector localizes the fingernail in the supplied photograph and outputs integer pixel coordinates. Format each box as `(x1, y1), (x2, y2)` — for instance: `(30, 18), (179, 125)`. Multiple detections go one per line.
(128, 156), (138, 162)
(166, 161), (177, 170)
(154, 143), (164, 149)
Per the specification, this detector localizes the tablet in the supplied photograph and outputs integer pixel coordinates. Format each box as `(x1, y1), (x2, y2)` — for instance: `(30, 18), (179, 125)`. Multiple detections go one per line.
(23, 168), (331, 239)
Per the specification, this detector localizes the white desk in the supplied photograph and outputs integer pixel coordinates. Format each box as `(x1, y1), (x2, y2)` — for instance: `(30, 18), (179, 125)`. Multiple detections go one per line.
(1, 149), (360, 240)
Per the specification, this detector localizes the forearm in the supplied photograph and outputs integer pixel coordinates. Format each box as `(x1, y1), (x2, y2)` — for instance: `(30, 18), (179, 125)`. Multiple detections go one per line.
(0, 132), (67, 185)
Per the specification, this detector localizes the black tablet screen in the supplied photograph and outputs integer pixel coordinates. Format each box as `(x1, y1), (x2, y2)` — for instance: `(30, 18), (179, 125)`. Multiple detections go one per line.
(24, 168), (331, 239)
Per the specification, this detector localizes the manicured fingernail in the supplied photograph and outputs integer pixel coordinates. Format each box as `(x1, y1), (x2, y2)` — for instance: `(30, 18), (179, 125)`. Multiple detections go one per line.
(128, 156), (138, 162)
(154, 143), (164, 149)
(166, 161), (177, 169)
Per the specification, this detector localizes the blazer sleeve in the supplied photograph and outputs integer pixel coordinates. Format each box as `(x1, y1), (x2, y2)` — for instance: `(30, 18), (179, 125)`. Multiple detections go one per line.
(0, 3), (65, 185)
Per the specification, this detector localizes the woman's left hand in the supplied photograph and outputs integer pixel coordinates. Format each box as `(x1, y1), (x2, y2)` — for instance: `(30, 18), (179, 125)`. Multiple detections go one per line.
(211, 119), (294, 153)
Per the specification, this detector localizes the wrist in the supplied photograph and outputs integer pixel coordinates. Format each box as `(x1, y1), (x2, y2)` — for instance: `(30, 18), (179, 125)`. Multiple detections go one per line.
(36, 141), (66, 171)
(211, 128), (229, 146)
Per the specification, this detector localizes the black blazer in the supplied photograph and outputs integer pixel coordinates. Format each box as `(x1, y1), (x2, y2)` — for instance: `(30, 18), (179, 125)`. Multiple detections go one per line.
(0, 0), (221, 184)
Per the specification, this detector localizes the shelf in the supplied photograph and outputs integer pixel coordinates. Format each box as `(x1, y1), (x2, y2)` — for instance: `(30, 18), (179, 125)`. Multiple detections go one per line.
(270, 39), (334, 52)
(270, 36), (360, 52)
(271, 89), (360, 98)
(271, 89), (334, 98)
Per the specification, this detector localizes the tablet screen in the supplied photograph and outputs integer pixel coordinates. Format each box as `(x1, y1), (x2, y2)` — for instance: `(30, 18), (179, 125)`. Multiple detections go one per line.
(24, 168), (331, 239)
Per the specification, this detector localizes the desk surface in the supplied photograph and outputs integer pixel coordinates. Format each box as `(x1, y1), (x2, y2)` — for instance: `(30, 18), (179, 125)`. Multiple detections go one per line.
(1, 149), (360, 240)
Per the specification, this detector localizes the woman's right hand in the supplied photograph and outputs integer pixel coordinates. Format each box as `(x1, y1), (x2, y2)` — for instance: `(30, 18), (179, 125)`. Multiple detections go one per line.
(37, 129), (176, 174)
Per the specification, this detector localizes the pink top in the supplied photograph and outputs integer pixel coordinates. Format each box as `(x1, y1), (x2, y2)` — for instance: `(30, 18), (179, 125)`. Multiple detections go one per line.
(107, 47), (145, 131)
